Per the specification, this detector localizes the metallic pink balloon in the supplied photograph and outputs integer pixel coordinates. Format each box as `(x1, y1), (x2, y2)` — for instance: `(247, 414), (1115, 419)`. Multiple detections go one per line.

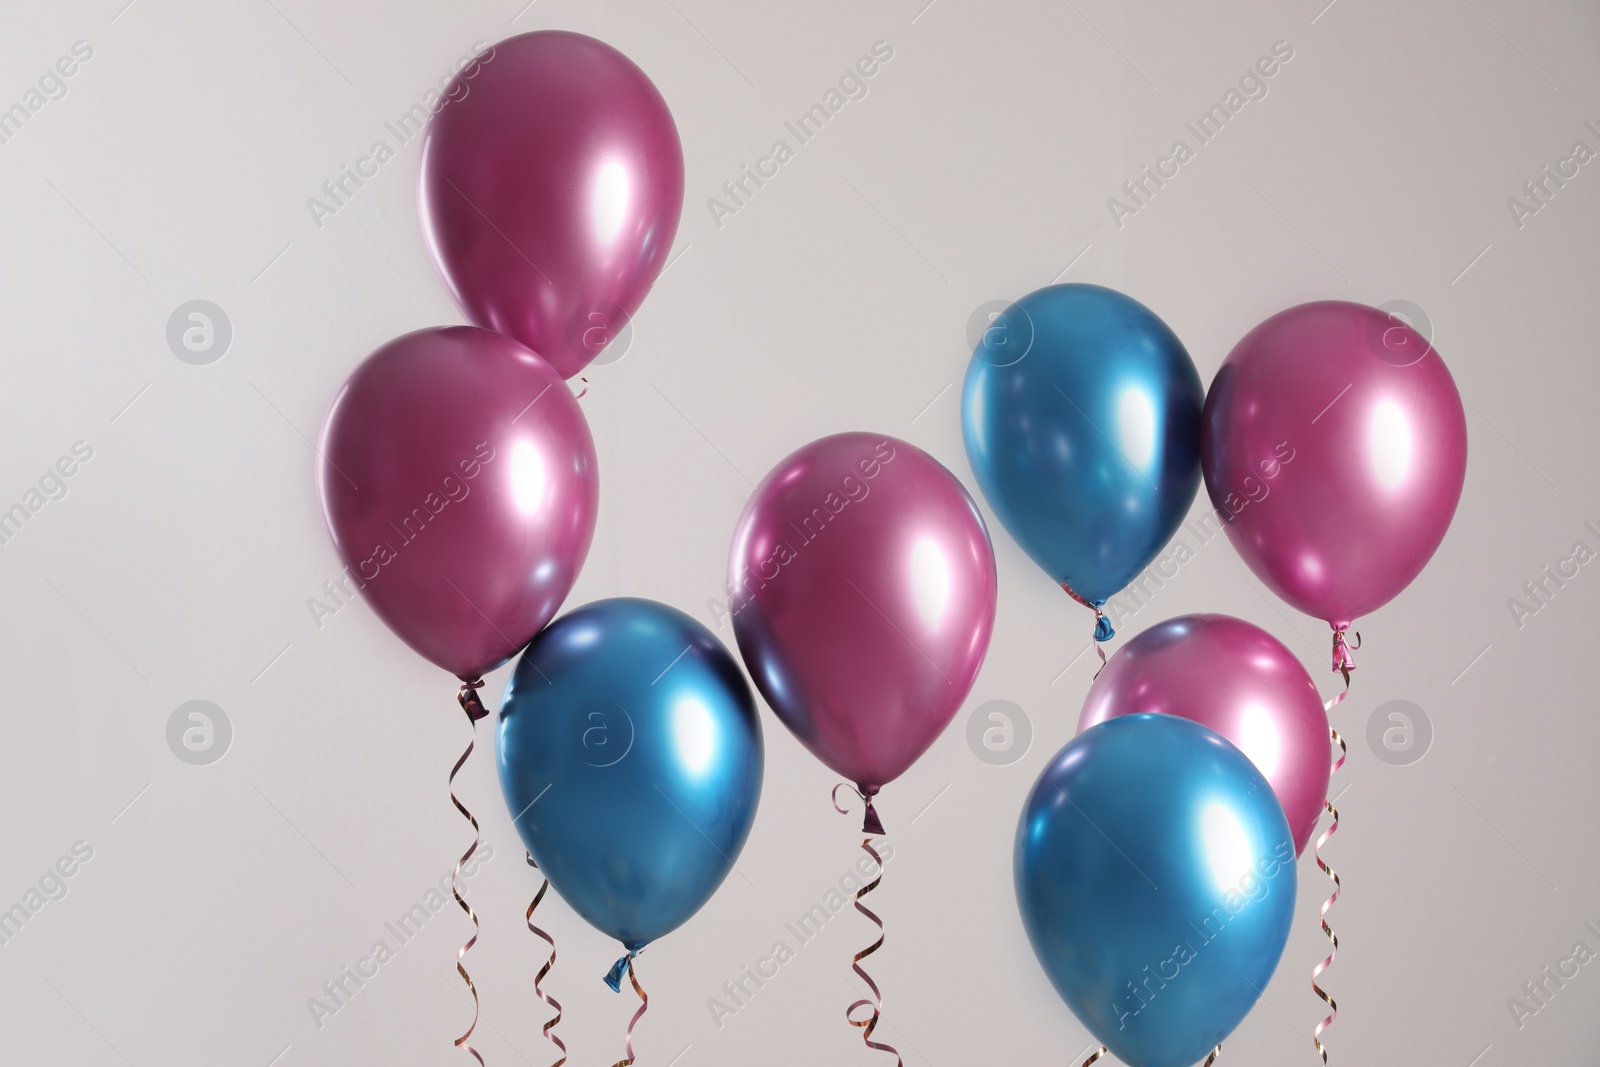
(1202, 301), (1467, 629)
(419, 31), (684, 380)
(318, 327), (598, 682)
(729, 434), (998, 802)
(1079, 614), (1330, 856)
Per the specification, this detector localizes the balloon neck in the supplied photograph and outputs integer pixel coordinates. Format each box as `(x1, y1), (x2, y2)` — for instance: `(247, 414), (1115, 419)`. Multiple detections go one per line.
(1092, 611), (1115, 643)
(860, 790), (886, 836)
(1330, 627), (1360, 677)
(603, 949), (637, 992)
(457, 680), (490, 722)
(1060, 581), (1114, 641)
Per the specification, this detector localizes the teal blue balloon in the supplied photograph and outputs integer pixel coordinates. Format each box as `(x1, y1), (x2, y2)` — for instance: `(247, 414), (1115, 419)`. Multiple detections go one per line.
(498, 598), (763, 958)
(1015, 715), (1296, 1067)
(962, 284), (1203, 619)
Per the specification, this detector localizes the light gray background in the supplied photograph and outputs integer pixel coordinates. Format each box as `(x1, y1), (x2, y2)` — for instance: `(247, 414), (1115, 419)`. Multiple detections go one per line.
(2, 0), (1596, 1064)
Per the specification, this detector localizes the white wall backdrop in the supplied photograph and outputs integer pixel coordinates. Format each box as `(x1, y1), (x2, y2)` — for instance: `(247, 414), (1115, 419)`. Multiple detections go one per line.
(1, 0), (1596, 1064)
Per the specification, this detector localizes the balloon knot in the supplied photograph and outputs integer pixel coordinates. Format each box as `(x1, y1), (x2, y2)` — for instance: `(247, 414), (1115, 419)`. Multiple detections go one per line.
(861, 792), (886, 836)
(833, 783), (886, 836)
(458, 679), (490, 721)
(1060, 582), (1114, 641)
(603, 951), (636, 992)
(1093, 611), (1115, 643)
(1331, 628), (1359, 678)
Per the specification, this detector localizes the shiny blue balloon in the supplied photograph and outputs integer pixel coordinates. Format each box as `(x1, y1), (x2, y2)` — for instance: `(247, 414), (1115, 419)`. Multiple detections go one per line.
(1015, 715), (1295, 1067)
(962, 284), (1203, 614)
(498, 598), (763, 955)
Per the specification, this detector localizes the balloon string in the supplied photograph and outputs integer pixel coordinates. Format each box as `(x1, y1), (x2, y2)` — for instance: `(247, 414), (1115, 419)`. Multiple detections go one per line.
(1059, 581), (1113, 675)
(843, 835), (901, 1067)
(1203, 1046), (1222, 1065)
(606, 954), (648, 1067)
(1312, 726), (1345, 1065)
(526, 853), (566, 1067)
(1079, 1047), (1107, 1065)
(1313, 628), (1354, 1064)
(453, 681), (491, 1066)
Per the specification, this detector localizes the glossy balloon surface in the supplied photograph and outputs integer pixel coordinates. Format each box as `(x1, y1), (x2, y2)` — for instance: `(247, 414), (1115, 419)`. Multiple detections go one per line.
(962, 284), (1204, 604)
(1080, 613), (1329, 855)
(318, 326), (597, 681)
(498, 598), (763, 950)
(1202, 301), (1467, 627)
(729, 433), (996, 794)
(1017, 715), (1296, 1067)
(420, 31), (684, 378)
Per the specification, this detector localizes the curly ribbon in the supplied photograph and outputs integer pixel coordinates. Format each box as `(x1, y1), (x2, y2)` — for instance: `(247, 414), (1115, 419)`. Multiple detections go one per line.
(601, 951), (648, 1067)
(1312, 627), (1357, 1063)
(1060, 581), (1113, 672)
(1312, 727), (1346, 1064)
(1079, 1047), (1107, 1065)
(525, 853), (566, 1067)
(833, 782), (886, 836)
(452, 681), (491, 1065)
(831, 791), (902, 1066)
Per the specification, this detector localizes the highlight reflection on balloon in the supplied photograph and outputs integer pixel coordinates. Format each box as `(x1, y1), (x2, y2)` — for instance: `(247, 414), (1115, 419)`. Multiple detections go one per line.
(1079, 614), (1330, 855)
(1016, 715), (1296, 1067)
(498, 598), (762, 950)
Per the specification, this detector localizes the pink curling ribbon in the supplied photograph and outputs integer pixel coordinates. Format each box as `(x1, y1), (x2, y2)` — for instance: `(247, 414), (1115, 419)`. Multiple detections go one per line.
(833, 786), (900, 1066)
(525, 853), (566, 1067)
(453, 681), (491, 1065)
(1313, 626), (1357, 1063)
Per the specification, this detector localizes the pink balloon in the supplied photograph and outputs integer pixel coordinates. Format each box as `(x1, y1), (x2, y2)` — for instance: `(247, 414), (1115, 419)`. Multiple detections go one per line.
(318, 327), (598, 682)
(419, 31), (684, 380)
(729, 434), (997, 807)
(1202, 301), (1467, 630)
(1079, 614), (1330, 856)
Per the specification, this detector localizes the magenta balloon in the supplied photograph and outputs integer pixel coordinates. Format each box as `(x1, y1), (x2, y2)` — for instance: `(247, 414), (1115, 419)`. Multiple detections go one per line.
(729, 434), (998, 796)
(1202, 301), (1467, 629)
(318, 327), (598, 682)
(419, 31), (684, 379)
(1080, 614), (1330, 856)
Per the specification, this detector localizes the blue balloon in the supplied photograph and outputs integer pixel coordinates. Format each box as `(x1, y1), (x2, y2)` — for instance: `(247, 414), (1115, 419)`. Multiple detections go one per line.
(1015, 715), (1295, 1067)
(498, 597), (763, 958)
(962, 284), (1203, 617)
